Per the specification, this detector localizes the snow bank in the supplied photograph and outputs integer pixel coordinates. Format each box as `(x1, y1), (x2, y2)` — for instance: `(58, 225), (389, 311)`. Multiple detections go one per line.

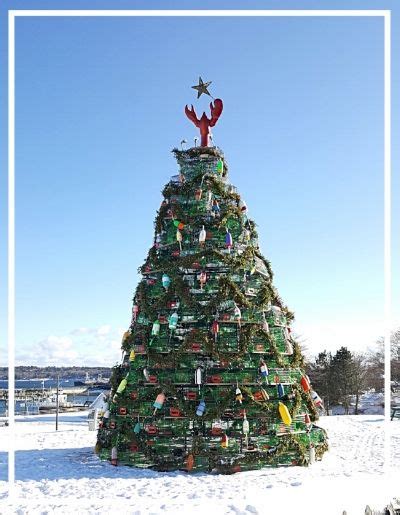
(0, 412), (399, 514)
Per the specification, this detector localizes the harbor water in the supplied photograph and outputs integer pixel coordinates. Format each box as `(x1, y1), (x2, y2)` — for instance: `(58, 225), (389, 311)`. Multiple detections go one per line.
(0, 379), (108, 416)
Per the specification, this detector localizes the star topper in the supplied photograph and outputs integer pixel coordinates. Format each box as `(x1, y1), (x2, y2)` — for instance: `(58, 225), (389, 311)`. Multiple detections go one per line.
(191, 77), (213, 99)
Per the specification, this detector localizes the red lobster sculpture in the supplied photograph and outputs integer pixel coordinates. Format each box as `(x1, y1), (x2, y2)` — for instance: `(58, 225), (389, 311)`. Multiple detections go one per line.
(184, 99), (223, 147)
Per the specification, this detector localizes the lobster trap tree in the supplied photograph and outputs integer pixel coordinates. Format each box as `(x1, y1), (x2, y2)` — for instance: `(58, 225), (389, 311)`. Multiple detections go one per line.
(96, 82), (328, 473)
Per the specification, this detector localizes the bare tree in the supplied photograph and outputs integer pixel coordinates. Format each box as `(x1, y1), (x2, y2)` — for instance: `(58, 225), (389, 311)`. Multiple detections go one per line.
(352, 353), (368, 414)
(391, 329), (400, 383)
(364, 341), (384, 393)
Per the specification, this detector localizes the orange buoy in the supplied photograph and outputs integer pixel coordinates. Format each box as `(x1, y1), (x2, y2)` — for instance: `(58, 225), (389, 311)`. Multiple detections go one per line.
(186, 453), (194, 471)
(300, 376), (311, 392)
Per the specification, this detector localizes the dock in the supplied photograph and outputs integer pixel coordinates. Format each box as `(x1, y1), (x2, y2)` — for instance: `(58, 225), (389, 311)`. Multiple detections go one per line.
(0, 385), (109, 415)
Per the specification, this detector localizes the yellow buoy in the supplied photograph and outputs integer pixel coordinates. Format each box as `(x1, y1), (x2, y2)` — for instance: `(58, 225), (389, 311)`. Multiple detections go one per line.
(278, 401), (292, 426)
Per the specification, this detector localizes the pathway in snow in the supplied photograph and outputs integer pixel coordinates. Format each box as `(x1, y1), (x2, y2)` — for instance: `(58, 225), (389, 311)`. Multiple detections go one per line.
(0, 413), (399, 515)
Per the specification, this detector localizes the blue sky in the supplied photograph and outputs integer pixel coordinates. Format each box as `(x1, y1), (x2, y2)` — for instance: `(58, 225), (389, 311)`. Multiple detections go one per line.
(0, 0), (399, 367)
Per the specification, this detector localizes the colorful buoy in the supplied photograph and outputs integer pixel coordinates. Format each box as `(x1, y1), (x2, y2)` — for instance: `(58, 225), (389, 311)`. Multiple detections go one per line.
(116, 376), (128, 394)
(151, 320), (160, 336)
(195, 367), (202, 390)
(186, 453), (195, 471)
(168, 312), (179, 330)
(277, 383), (285, 398)
(278, 401), (292, 426)
(199, 225), (206, 244)
(301, 376), (311, 392)
(196, 399), (206, 416)
(243, 410), (250, 447)
(225, 229), (233, 250)
(235, 386), (243, 404)
(162, 273), (171, 290)
(260, 360), (269, 382)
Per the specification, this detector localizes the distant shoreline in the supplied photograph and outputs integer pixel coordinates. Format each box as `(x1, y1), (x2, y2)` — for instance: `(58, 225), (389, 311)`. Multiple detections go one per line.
(0, 366), (112, 381)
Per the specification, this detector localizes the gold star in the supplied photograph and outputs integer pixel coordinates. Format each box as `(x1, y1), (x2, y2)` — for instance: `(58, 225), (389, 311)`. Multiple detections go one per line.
(191, 77), (213, 98)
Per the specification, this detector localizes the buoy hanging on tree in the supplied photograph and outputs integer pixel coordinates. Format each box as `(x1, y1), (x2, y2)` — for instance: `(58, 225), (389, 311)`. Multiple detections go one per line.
(239, 199), (247, 212)
(300, 376), (311, 392)
(225, 229), (233, 251)
(173, 219), (185, 230)
(211, 319), (219, 342)
(206, 189), (213, 207)
(304, 413), (311, 425)
(151, 319), (160, 336)
(132, 304), (139, 321)
(212, 200), (220, 217)
(221, 434), (229, 448)
(162, 273), (171, 290)
(143, 368), (150, 381)
(116, 375), (128, 395)
(277, 383), (285, 398)
(186, 453), (195, 471)
(260, 360), (269, 383)
(199, 225), (206, 245)
(176, 229), (182, 251)
(216, 159), (224, 175)
(311, 390), (323, 408)
(278, 401), (292, 426)
(243, 410), (250, 447)
(199, 270), (207, 289)
(235, 384), (243, 404)
(196, 399), (206, 416)
(153, 392), (166, 414)
(195, 367), (202, 391)
(111, 446), (118, 466)
(129, 349), (135, 362)
(168, 312), (179, 331)
(233, 304), (241, 326)
(133, 418), (142, 434)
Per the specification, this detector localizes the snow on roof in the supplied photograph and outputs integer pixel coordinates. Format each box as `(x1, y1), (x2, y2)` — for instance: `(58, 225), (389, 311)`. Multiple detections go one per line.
(88, 392), (108, 411)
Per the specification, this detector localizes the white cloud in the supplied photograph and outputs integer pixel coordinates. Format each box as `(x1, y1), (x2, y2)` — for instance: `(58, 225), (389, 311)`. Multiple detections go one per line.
(18, 335), (79, 366)
(15, 325), (123, 367)
(69, 327), (91, 335)
(293, 316), (385, 358)
(96, 325), (111, 336)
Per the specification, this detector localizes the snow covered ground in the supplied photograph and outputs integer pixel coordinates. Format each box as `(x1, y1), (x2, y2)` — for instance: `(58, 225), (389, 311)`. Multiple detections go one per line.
(330, 391), (384, 416)
(0, 412), (399, 515)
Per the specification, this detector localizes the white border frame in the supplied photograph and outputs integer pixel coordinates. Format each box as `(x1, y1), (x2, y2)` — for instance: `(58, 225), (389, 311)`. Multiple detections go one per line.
(7, 8), (392, 504)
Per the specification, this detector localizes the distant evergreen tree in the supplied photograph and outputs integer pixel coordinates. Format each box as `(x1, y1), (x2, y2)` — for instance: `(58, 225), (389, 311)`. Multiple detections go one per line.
(308, 351), (333, 413)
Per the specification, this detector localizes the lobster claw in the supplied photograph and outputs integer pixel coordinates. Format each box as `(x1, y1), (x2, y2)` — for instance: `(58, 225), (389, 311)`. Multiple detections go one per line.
(185, 104), (200, 127)
(209, 99), (223, 127)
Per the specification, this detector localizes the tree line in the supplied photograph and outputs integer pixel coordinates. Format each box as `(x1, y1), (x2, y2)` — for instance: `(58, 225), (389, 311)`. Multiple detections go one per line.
(0, 366), (112, 381)
(306, 330), (400, 414)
